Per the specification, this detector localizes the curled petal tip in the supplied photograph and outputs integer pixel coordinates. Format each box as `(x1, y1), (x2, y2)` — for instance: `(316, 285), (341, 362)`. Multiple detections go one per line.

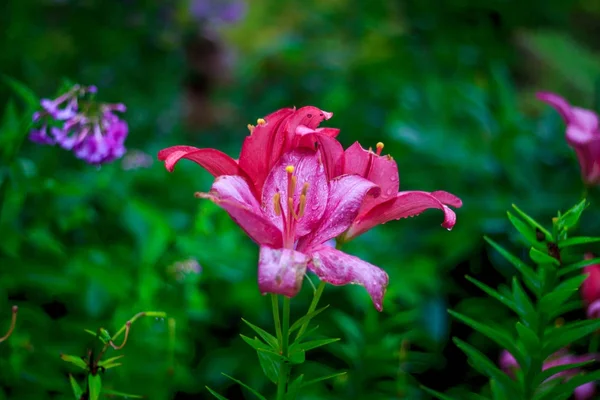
(322, 111), (333, 120)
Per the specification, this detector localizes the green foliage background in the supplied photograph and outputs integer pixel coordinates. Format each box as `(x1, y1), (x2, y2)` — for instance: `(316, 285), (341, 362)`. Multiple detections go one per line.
(1, 0), (600, 399)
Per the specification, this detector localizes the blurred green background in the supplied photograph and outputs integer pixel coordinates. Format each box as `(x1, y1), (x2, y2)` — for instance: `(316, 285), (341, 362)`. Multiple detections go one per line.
(1, 0), (600, 399)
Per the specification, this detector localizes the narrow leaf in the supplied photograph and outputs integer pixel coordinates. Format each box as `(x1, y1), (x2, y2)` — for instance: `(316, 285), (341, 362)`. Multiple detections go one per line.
(240, 334), (271, 351)
(465, 275), (517, 313)
(256, 349), (282, 384)
(293, 325), (320, 345)
(419, 386), (459, 400)
(2, 76), (39, 110)
(60, 354), (88, 370)
(536, 370), (600, 400)
(448, 310), (525, 368)
(300, 371), (347, 388)
(534, 360), (596, 387)
(515, 322), (540, 355)
(88, 374), (102, 400)
(529, 247), (560, 266)
(511, 204), (552, 240)
(241, 319), (279, 349)
(539, 275), (586, 313)
(452, 338), (519, 394)
(68, 375), (83, 399)
(559, 236), (600, 248)
(288, 350), (305, 365)
(511, 278), (537, 329)
(97, 355), (125, 368)
(289, 305), (329, 333)
(558, 257), (600, 277)
(290, 338), (340, 353)
(507, 212), (546, 249)
(221, 374), (267, 400)
(542, 319), (600, 358)
(554, 200), (587, 232)
(102, 389), (144, 398)
(285, 375), (304, 400)
(206, 387), (229, 400)
(485, 237), (539, 295)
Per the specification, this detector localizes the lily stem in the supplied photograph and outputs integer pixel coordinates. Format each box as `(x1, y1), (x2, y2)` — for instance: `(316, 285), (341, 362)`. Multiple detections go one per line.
(271, 294), (282, 344)
(276, 297), (291, 400)
(295, 280), (326, 341)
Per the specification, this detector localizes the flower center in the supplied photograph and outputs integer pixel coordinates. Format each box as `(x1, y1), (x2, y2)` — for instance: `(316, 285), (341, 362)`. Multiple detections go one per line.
(272, 165), (309, 248)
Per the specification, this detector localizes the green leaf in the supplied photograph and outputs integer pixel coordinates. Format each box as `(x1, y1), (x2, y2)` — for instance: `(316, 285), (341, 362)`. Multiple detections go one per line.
(452, 338), (519, 395)
(300, 371), (347, 388)
(529, 247), (560, 266)
(559, 236), (600, 248)
(288, 350), (305, 365)
(448, 310), (524, 367)
(221, 374), (267, 400)
(293, 325), (320, 345)
(539, 274), (586, 314)
(419, 386), (459, 400)
(241, 319), (279, 349)
(88, 374), (102, 400)
(485, 237), (539, 295)
(511, 204), (552, 241)
(547, 300), (583, 320)
(68, 375), (83, 399)
(515, 322), (539, 355)
(290, 338), (340, 353)
(97, 355), (125, 370)
(240, 334), (271, 351)
(507, 212), (546, 249)
(206, 387), (229, 400)
(558, 257), (600, 277)
(554, 200), (587, 232)
(542, 319), (600, 358)
(256, 349), (282, 384)
(102, 389), (144, 398)
(285, 375), (304, 400)
(289, 305), (329, 333)
(536, 370), (600, 400)
(511, 278), (537, 329)
(2, 76), (39, 110)
(533, 360), (596, 387)
(60, 354), (88, 370)
(83, 329), (107, 343)
(465, 275), (517, 313)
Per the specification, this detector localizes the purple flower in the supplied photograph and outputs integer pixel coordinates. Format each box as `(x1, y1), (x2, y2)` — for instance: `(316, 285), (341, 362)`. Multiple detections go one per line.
(190, 0), (246, 24)
(29, 85), (128, 165)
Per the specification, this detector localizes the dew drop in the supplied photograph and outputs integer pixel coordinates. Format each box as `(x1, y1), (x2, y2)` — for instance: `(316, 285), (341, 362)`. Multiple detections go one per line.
(385, 188), (394, 196)
(389, 175), (397, 182)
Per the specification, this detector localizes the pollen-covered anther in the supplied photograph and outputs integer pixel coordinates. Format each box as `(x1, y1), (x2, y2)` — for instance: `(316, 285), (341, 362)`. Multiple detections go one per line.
(257, 118), (266, 125)
(376, 142), (384, 156)
(247, 124), (255, 134)
(285, 165), (295, 174)
(297, 182), (309, 218)
(273, 192), (282, 216)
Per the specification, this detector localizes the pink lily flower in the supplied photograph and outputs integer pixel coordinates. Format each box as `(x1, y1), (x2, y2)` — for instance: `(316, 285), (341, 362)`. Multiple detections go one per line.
(581, 253), (600, 319)
(158, 106), (335, 198)
(307, 139), (462, 242)
(500, 349), (597, 399)
(537, 92), (600, 185)
(196, 148), (390, 310)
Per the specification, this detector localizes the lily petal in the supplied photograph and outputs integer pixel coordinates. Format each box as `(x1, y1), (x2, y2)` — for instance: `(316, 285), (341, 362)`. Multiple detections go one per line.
(258, 246), (309, 297)
(197, 175), (283, 247)
(431, 191), (463, 208)
(239, 108), (295, 193)
(346, 190), (460, 240)
(298, 174), (380, 249)
(282, 106), (334, 152)
(309, 245), (389, 311)
(537, 92), (599, 144)
(262, 149), (329, 237)
(316, 135), (344, 179)
(158, 145), (242, 176)
(343, 142), (400, 211)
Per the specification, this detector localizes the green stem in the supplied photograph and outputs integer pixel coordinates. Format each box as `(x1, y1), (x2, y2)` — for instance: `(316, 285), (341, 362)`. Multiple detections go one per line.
(276, 297), (291, 400)
(295, 281), (326, 341)
(271, 294), (282, 344)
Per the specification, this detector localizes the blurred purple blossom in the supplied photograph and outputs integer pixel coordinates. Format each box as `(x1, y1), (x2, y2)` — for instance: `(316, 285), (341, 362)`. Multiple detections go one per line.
(29, 84), (128, 165)
(121, 149), (154, 171)
(189, 0), (246, 24)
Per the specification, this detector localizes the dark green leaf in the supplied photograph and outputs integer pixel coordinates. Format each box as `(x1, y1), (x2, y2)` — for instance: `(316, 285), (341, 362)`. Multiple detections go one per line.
(554, 200), (587, 232)
(293, 325), (320, 345)
(102, 389), (144, 398)
(256, 349), (282, 384)
(529, 247), (560, 266)
(285, 375), (304, 400)
(240, 334), (271, 351)
(534, 360), (596, 387)
(448, 310), (524, 368)
(88, 374), (102, 400)
(288, 350), (305, 364)
(535, 370), (600, 400)
(511, 204), (552, 241)
(300, 371), (347, 388)
(290, 338), (340, 353)
(547, 300), (583, 320)
(419, 386), (459, 400)
(559, 236), (600, 248)
(542, 319), (600, 358)
(97, 355), (125, 369)
(221, 374), (267, 400)
(452, 338), (519, 395)
(206, 387), (229, 400)
(60, 354), (88, 370)
(515, 322), (539, 355)
(485, 237), (539, 295)
(289, 305), (329, 333)
(558, 257), (600, 277)
(539, 275), (586, 314)
(241, 319), (279, 349)
(68, 375), (83, 399)
(465, 275), (517, 313)
(507, 212), (546, 250)
(511, 278), (537, 329)
(2, 76), (39, 110)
